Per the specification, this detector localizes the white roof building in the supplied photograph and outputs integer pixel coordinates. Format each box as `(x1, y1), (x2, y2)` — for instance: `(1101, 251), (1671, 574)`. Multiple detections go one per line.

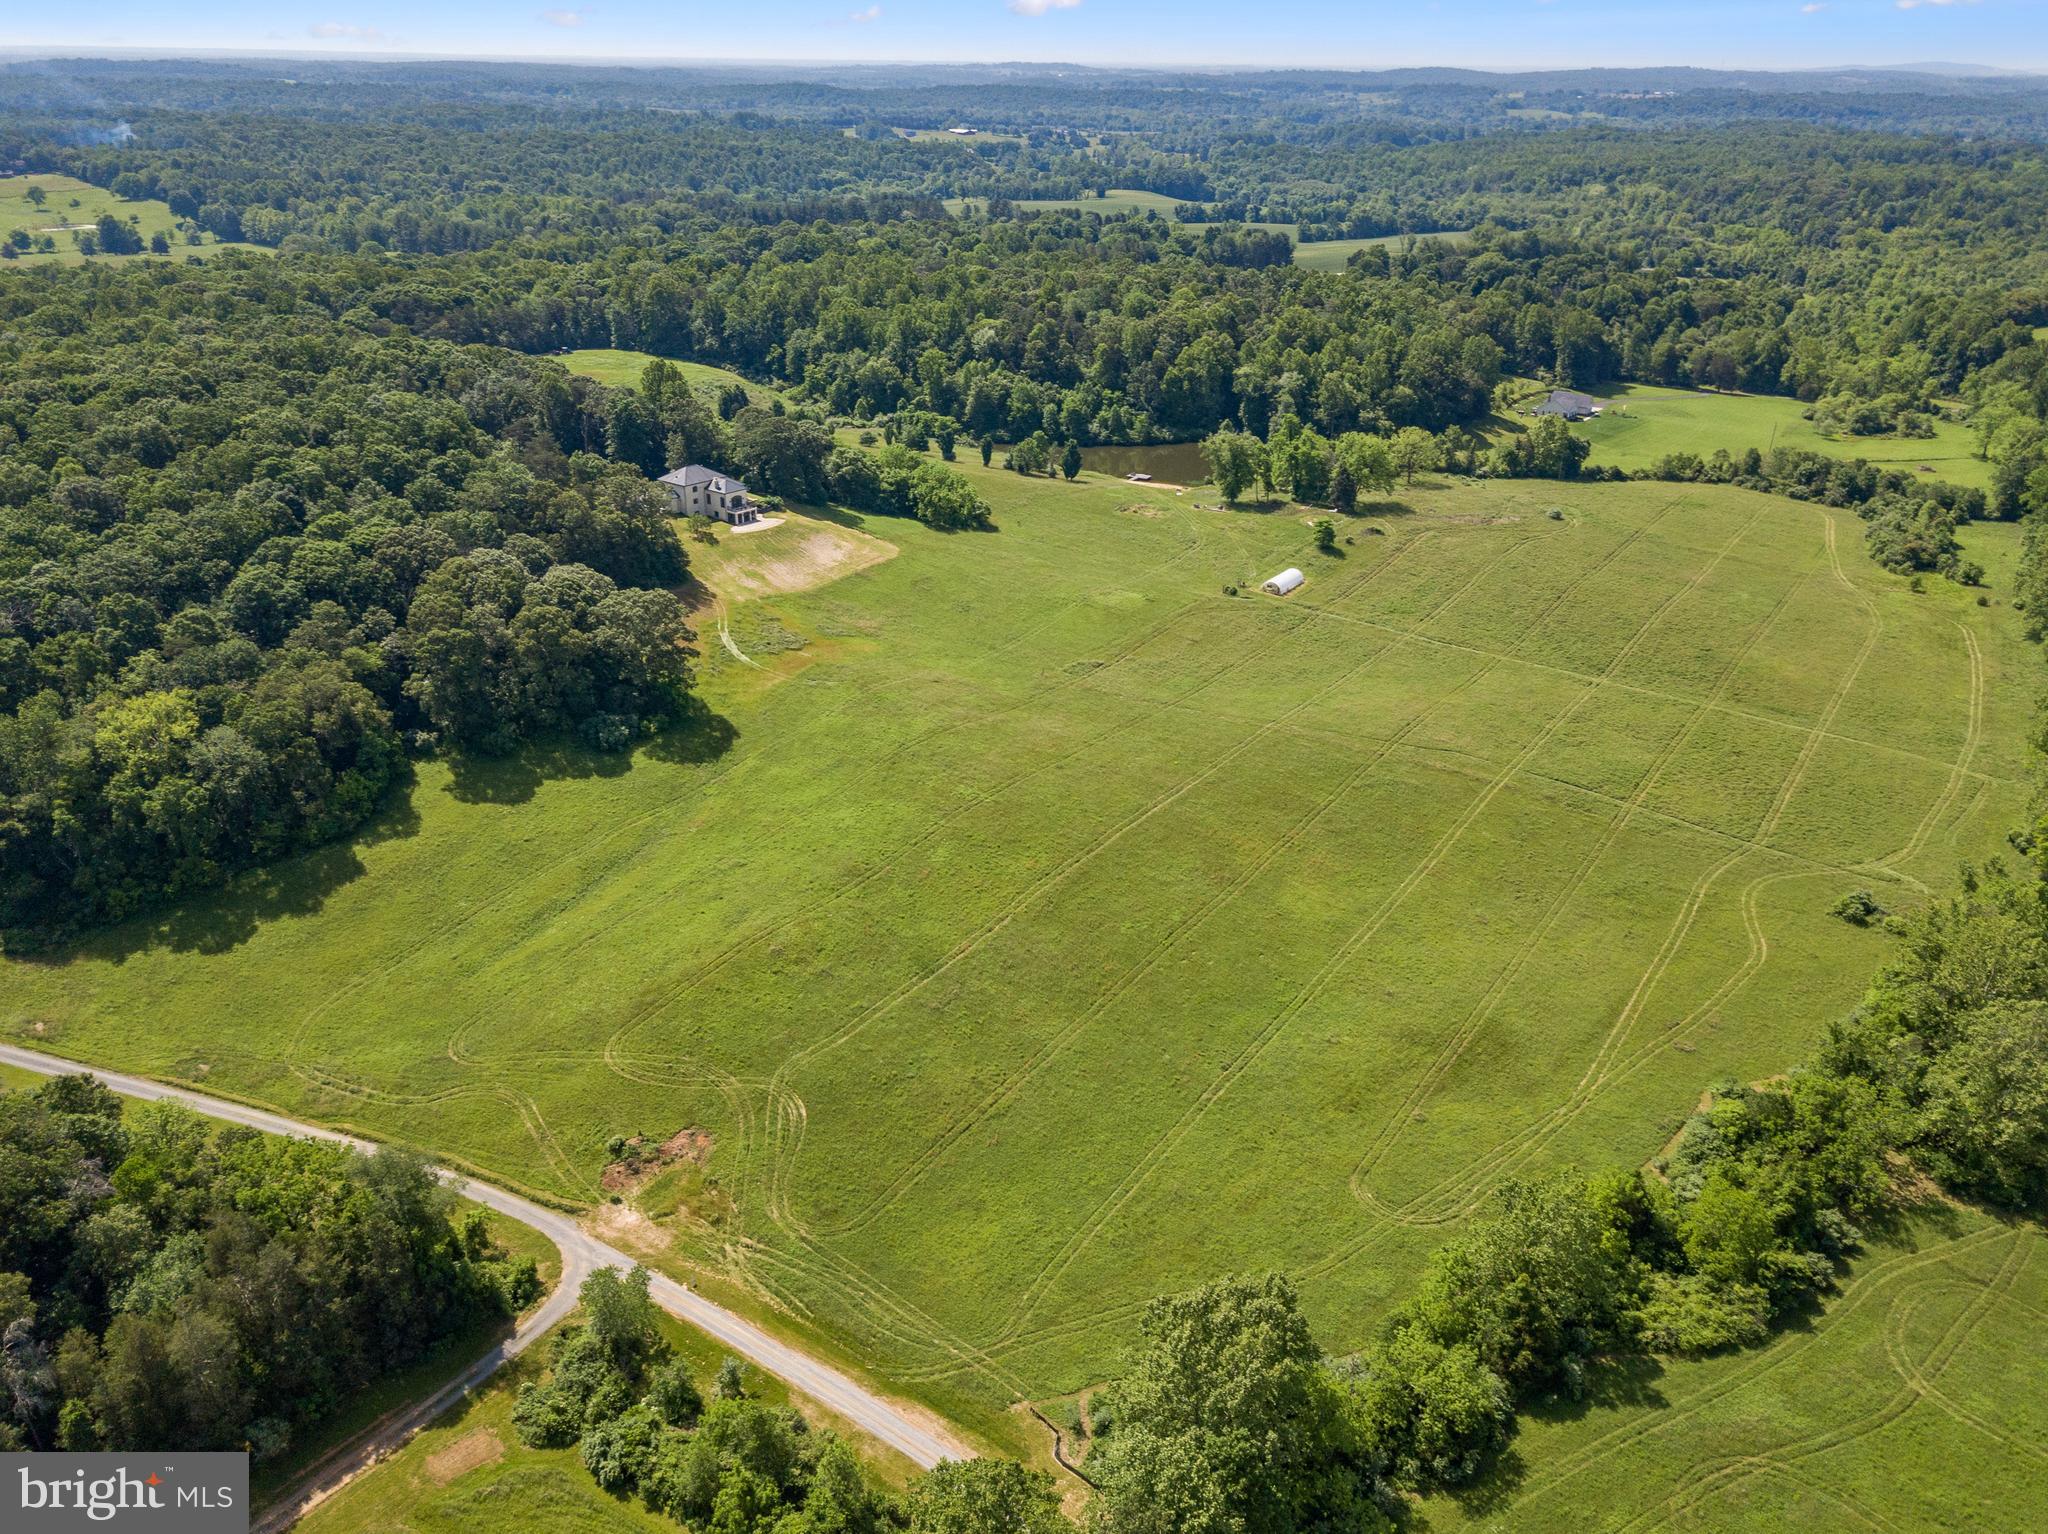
(1262, 568), (1305, 596)
(657, 465), (759, 525)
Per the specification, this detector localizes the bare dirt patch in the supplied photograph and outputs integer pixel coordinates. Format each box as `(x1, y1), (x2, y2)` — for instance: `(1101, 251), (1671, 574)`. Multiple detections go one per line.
(588, 1200), (674, 1254)
(696, 515), (898, 602)
(424, 1428), (503, 1485)
(600, 1125), (713, 1191)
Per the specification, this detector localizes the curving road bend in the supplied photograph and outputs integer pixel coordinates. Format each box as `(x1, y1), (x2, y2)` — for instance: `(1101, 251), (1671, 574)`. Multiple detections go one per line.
(0, 1043), (968, 1527)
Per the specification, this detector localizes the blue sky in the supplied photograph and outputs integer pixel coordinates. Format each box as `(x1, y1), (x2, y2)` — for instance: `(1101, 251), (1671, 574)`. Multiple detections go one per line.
(15, 0), (2047, 71)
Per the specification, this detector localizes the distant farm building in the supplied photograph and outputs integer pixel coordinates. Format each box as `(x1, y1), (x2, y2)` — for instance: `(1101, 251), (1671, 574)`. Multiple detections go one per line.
(947, 126), (978, 135)
(1262, 567), (1305, 596)
(658, 465), (759, 525)
(1532, 390), (1605, 421)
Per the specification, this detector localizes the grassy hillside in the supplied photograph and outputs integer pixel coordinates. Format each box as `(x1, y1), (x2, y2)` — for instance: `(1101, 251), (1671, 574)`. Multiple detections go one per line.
(554, 348), (786, 406)
(0, 173), (249, 266)
(943, 188), (1190, 218)
(1567, 382), (1991, 491)
(3, 462), (2032, 1478)
(940, 188), (1465, 271)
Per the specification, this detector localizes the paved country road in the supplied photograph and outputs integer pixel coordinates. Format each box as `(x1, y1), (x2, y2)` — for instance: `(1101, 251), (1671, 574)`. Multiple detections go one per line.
(0, 1043), (969, 1527)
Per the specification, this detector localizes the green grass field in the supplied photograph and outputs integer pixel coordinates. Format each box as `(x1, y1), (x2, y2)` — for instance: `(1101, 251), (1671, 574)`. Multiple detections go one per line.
(554, 348), (786, 407)
(1423, 1209), (2048, 1533)
(1292, 230), (1473, 271)
(943, 188), (1191, 219)
(0, 174), (249, 267)
(3, 459), (2037, 1506)
(1568, 382), (1992, 491)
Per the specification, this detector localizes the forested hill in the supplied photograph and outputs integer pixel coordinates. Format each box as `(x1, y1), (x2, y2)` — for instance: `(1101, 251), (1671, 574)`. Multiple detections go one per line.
(5, 56), (2048, 134)
(0, 266), (699, 939)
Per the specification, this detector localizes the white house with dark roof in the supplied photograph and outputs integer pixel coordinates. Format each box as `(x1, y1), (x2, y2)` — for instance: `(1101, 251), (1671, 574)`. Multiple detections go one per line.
(658, 465), (759, 525)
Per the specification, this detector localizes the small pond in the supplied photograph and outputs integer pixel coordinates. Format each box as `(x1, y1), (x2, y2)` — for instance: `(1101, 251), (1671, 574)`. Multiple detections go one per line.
(1078, 442), (1211, 485)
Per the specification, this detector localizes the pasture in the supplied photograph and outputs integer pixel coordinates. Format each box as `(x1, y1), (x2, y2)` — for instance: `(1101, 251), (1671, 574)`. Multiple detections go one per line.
(1423, 1209), (2048, 1532)
(0, 173), (245, 266)
(1292, 229), (1473, 271)
(3, 461), (2035, 1482)
(943, 188), (1190, 219)
(554, 348), (786, 407)
(1569, 381), (1991, 490)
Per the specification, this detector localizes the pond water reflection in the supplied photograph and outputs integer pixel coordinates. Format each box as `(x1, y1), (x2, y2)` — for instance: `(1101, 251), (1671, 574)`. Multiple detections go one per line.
(1077, 442), (1210, 484)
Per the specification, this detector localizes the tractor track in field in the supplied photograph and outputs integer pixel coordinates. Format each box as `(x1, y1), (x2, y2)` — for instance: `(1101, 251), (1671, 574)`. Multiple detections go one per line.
(0, 1041), (971, 1534)
(1344, 501), (1800, 1211)
(726, 518), (1595, 1378)
(807, 517), (1620, 1240)
(1626, 1232), (2031, 1534)
(1351, 506), (1888, 1228)
(752, 524), (1504, 1244)
(1501, 1225), (2011, 1515)
(979, 498), (1701, 1341)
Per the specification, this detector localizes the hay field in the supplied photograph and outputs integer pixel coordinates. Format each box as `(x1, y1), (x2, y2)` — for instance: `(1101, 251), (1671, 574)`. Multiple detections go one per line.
(2, 463), (2031, 1478)
(1571, 382), (1991, 490)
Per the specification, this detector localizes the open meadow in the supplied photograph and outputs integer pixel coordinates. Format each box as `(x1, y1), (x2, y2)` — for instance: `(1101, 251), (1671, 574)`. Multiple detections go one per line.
(553, 348), (787, 406)
(3, 456), (2038, 1511)
(1291, 229), (1473, 270)
(0, 172), (248, 265)
(1569, 382), (1992, 491)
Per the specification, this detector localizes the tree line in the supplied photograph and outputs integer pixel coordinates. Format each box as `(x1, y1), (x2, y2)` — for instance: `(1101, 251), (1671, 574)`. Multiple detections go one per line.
(0, 262), (704, 941)
(509, 1265), (1065, 1534)
(0, 1074), (537, 1461)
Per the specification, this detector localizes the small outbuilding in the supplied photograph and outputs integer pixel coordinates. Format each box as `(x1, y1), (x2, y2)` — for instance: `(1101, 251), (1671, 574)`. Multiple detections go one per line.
(1262, 567), (1305, 597)
(1531, 389), (1604, 421)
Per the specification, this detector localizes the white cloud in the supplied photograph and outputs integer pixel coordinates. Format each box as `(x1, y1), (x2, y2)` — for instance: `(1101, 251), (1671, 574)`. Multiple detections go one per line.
(1008, 0), (1081, 14)
(1800, 2), (1828, 13)
(1896, 0), (1978, 9)
(850, 3), (881, 19)
(307, 21), (388, 39)
(540, 8), (585, 24)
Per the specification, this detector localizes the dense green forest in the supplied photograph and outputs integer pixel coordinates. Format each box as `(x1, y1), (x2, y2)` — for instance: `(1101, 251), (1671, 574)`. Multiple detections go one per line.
(0, 1073), (537, 1457)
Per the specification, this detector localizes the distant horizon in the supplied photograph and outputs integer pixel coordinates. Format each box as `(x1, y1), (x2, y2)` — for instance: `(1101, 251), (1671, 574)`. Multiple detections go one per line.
(1, 48), (2044, 80)
(9, 0), (2046, 75)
